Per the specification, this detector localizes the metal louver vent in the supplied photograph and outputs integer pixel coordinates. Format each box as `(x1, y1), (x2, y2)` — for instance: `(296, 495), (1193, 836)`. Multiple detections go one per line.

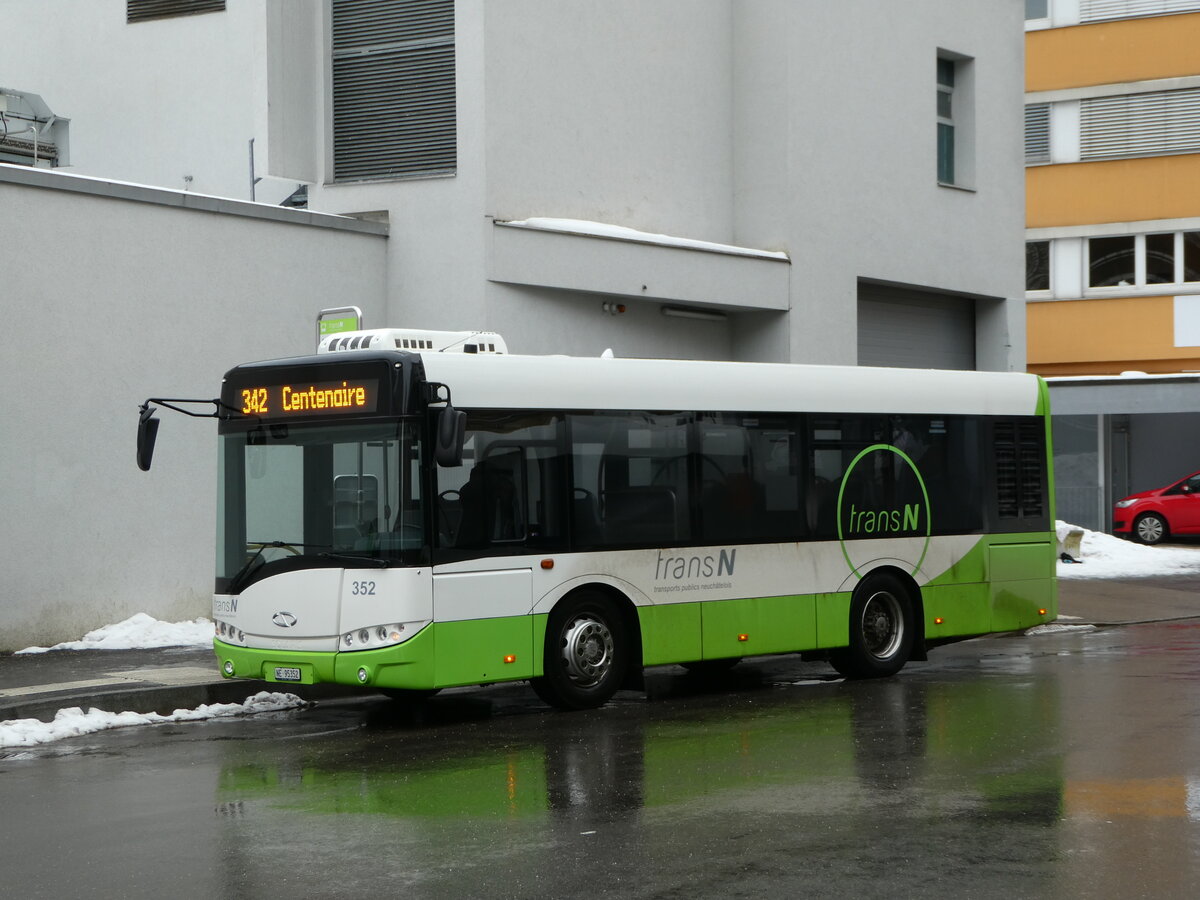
(1080, 0), (1200, 23)
(127, 0), (225, 23)
(1081, 88), (1200, 161)
(1025, 103), (1050, 164)
(332, 0), (456, 182)
(1018, 423), (1044, 518)
(994, 421), (1045, 520)
(995, 423), (1019, 519)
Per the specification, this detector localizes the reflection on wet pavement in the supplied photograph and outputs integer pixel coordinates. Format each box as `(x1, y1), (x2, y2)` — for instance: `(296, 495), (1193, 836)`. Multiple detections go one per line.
(6, 622), (1200, 898)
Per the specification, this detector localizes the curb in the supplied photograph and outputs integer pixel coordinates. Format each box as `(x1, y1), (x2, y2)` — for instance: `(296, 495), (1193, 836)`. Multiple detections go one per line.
(0, 679), (362, 724)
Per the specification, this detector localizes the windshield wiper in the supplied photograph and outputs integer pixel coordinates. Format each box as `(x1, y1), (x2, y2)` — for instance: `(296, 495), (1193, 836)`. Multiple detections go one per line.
(226, 540), (388, 593)
(317, 551), (389, 568)
(225, 540), (288, 594)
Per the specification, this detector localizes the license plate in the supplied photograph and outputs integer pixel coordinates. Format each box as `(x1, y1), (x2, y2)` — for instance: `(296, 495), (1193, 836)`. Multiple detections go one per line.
(273, 666), (302, 682)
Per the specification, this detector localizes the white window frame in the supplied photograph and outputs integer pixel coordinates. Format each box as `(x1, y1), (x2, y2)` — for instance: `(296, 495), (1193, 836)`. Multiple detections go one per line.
(1026, 227), (1200, 301)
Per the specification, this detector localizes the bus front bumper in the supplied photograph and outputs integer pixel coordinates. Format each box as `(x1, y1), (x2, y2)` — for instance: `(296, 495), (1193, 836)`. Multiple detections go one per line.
(214, 624), (437, 691)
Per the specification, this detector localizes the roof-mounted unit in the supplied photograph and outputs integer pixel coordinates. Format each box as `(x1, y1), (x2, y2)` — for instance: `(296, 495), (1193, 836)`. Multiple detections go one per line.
(0, 88), (69, 168)
(318, 328), (508, 356)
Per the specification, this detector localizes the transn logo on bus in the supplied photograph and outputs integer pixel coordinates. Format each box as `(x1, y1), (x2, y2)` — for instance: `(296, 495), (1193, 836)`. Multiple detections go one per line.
(651, 548), (736, 595)
(836, 443), (931, 578)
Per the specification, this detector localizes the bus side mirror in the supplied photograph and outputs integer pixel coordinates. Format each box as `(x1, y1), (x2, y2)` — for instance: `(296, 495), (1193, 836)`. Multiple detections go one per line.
(435, 404), (466, 468)
(137, 405), (160, 471)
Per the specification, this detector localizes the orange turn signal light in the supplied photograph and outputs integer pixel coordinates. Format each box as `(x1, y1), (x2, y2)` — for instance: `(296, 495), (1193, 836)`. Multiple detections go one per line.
(503, 654), (517, 664)
(934, 617), (945, 625)
(540, 559), (554, 570)
(737, 633), (749, 642)
(1038, 608), (1048, 616)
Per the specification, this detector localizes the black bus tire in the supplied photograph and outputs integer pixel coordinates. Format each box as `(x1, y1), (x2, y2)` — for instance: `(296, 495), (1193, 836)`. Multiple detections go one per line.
(830, 572), (915, 679)
(531, 591), (630, 710)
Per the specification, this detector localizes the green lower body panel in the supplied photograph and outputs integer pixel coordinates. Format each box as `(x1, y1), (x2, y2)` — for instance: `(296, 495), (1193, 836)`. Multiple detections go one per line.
(701, 594), (818, 659)
(638, 603), (702, 666)
(216, 616), (541, 692)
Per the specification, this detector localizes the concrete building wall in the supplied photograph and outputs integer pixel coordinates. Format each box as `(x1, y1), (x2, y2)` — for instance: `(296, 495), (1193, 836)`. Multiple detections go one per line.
(0, 167), (387, 650)
(5, 0), (1027, 366)
(0, 1), (1030, 641)
(1, 0), (305, 203)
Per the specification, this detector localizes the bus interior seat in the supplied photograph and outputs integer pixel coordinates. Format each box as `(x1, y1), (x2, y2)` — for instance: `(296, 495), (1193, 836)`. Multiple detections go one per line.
(572, 489), (603, 546)
(602, 486), (677, 543)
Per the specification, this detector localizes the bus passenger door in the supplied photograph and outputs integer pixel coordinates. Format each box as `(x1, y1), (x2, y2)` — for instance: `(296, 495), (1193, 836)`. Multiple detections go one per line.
(432, 567), (534, 686)
(431, 414), (567, 686)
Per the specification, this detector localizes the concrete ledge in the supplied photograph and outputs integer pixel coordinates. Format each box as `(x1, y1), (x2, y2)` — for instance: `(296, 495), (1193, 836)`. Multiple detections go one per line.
(489, 219), (790, 311)
(0, 163), (388, 236)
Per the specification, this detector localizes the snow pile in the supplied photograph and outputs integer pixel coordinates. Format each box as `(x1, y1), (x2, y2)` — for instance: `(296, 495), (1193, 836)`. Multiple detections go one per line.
(1025, 622), (1098, 636)
(1055, 521), (1200, 579)
(15, 613), (213, 655)
(0, 691), (306, 749)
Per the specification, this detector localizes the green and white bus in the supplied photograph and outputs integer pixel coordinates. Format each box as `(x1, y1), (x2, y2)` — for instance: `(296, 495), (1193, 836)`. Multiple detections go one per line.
(138, 328), (1056, 710)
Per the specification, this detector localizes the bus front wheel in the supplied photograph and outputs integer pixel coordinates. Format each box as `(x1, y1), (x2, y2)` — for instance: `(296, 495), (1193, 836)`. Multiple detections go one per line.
(532, 592), (630, 710)
(830, 572), (915, 679)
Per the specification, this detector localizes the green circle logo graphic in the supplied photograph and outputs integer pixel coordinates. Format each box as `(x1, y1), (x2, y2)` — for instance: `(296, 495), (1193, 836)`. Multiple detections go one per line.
(835, 443), (931, 578)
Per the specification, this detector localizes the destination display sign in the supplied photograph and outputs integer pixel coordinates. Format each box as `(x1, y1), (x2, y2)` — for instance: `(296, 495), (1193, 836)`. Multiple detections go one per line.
(234, 379), (380, 418)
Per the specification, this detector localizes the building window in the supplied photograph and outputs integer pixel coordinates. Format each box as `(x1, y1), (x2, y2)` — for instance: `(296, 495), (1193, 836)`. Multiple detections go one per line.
(937, 57), (956, 184)
(1081, 88), (1200, 162)
(331, 0), (456, 182)
(1025, 103), (1050, 165)
(1025, 0), (1050, 19)
(936, 53), (973, 187)
(1088, 236), (1136, 288)
(1074, 231), (1200, 290)
(1146, 233), (1176, 284)
(127, 0), (225, 23)
(1185, 232), (1200, 282)
(1026, 241), (1051, 292)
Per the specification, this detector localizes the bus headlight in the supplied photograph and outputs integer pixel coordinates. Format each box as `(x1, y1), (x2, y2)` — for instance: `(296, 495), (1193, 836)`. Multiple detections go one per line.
(339, 621), (423, 652)
(215, 620), (246, 646)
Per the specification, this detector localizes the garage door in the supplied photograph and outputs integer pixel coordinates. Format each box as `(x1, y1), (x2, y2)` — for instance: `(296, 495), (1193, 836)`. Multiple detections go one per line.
(857, 282), (976, 370)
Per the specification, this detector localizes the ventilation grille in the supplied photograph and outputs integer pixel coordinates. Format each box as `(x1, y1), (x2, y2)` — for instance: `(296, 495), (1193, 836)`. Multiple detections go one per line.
(331, 0), (456, 181)
(127, 0), (225, 23)
(995, 422), (1045, 519)
(1025, 103), (1050, 164)
(1081, 87), (1200, 161)
(1080, 0), (1200, 23)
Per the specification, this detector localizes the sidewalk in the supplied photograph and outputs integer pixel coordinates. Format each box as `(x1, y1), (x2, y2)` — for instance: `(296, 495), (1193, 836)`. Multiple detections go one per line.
(2, 577), (1198, 723)
(0, 645), (355, 724)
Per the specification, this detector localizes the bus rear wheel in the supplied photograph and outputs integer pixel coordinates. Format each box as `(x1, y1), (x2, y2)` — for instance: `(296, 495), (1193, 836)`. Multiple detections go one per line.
(532, 592), (630, 710)
(830, 572), (915, 679)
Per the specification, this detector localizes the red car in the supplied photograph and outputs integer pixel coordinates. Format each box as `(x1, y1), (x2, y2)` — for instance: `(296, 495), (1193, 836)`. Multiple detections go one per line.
(1113, 470), (1200, 544)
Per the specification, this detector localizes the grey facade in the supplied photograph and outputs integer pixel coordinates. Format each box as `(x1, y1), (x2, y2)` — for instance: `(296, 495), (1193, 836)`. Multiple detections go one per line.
(0, 0), (1028, 645)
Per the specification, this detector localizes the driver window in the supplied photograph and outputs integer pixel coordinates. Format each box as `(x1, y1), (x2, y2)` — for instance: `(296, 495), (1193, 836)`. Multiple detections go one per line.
(435, 412), (564, 553)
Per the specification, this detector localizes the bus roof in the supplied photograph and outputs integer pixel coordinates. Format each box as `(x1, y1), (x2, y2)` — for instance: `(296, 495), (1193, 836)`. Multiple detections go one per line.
(419, 352), (1043, 417)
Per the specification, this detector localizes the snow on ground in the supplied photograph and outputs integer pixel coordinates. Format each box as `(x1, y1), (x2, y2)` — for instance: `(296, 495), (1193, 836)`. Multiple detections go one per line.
(1055, 520), (1200, 579)
(15, 613), (213, 655)
(0, 692), (307, 750)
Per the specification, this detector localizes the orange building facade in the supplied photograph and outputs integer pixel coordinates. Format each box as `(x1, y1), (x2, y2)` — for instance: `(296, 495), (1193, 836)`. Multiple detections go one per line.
(1025, 3), (1200, 377)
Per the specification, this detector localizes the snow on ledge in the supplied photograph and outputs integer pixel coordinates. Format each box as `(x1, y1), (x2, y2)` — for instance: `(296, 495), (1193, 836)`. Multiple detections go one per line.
(498, 217), (790, 261)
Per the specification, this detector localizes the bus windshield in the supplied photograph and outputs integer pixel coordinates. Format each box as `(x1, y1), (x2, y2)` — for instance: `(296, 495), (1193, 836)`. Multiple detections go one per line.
(217, 420), (425, 591)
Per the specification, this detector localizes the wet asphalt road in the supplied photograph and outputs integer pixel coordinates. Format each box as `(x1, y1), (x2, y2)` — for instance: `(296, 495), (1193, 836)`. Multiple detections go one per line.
(4, 619), (1200, 899)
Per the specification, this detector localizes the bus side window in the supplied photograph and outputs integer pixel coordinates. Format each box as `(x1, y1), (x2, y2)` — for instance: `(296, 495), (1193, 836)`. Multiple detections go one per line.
(570, 412), (691, 548)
